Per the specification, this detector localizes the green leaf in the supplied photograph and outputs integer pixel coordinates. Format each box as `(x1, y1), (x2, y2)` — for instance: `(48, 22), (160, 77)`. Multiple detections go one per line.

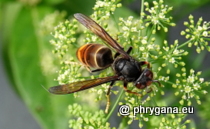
(1, 2), (76, 129)
(1, 0), (96, 128)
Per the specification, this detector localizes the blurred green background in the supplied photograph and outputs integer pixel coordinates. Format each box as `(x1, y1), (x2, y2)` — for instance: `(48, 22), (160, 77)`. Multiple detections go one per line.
(1, 0), (210, 129)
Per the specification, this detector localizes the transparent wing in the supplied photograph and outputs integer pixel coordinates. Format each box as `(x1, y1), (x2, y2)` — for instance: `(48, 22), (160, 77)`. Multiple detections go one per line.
(74, 13), (130, 59)
(48, 76), (118, 94)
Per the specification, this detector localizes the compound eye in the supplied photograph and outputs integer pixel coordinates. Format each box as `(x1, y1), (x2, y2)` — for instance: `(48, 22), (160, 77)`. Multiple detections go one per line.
(135, 69), (154, 89)
(136, 82), (146, 89)
(145, 70), (153, 80)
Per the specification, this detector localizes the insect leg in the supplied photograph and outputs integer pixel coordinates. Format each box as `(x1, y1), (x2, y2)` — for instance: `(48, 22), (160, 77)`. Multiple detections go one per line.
(146, 87), (153, 93)
(91, 68), (107, 72)
(139, 61), (151, 68)
(123, 82), (142, 97)
(146, 80), (162, 93)
(126, 46), (132, 55)
(105, 80), (115, 113)
(152, 80), (161, 87)
(114, 46), (133, 58)
(91, 64), (112, 72)
(114, 52), (120, 58)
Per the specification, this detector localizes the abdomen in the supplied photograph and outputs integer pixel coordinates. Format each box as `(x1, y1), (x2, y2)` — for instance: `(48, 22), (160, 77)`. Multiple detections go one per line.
(76, 44), (113, 69)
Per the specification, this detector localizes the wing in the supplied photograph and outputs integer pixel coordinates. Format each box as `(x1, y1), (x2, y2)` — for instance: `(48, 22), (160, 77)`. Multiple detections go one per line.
(48, 76), (118, 94)
(74, 13), (130, 59)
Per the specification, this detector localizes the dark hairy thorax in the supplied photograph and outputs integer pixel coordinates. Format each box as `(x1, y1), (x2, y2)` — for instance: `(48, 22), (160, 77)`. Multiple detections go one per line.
(113, 58), (141, 82)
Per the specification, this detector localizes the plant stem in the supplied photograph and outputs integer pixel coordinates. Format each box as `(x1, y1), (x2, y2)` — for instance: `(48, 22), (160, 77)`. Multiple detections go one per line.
(105, 89), (124, 122)
(203, 37), (210, 41)
(177, 40), (192, 49)
(165, 80), (175, 85)
(140, 0), (144, 20)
